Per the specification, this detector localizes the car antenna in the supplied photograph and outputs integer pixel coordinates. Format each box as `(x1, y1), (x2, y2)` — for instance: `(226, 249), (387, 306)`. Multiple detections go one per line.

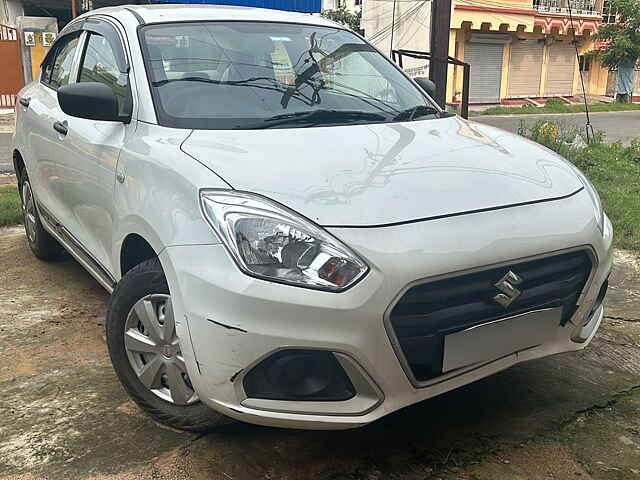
(568, 0), (594, 143)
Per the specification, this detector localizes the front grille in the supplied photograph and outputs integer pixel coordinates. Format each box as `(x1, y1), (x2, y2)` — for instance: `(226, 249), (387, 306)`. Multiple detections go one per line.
(389, 250), (593, 383)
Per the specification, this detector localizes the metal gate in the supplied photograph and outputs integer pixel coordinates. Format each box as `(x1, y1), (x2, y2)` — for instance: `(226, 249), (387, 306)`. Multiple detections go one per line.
(465, 42), (503, 104)
(545, 42), (576, 97)
(0, 25), (24, 108)
(392, 49), (471, 119)
(508, 40), (543, 98)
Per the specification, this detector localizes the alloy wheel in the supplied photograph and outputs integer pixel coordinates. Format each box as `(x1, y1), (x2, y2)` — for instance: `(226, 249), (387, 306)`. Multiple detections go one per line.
(124, 294), (198, 405)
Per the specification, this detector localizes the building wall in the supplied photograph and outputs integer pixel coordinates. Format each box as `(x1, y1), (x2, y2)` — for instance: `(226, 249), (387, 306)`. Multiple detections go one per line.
(361, 0), (431, 73)
(452, 4), (534, 32)
(16, 16), (57, 83)
(363, 0), (614, 105)
(578, 35), (608, 96)
(0, 0), (24, 27)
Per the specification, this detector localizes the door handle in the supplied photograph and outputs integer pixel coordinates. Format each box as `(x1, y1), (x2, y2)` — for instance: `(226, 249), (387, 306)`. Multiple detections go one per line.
(53, 120), (68, 136)
(19, 97), (30, 108)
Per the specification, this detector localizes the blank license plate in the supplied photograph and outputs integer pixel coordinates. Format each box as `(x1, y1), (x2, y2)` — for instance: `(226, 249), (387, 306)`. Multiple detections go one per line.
(442, 307), (562, 373)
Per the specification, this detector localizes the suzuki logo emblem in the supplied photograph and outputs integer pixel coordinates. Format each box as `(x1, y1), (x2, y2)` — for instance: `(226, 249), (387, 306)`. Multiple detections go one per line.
(493, 270), (523, 308)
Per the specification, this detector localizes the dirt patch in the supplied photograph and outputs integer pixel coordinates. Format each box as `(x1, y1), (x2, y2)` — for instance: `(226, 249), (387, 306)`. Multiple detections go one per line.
(1, 227), (639, 479)
(0, 228), (107, 383)
(467, 442), (591, 480)
(0, 228), (191, 478)
(1, 447), (209, 480)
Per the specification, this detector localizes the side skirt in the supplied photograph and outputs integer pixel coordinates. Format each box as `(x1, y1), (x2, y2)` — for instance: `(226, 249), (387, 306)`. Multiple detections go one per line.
(37, 202), (116, 294)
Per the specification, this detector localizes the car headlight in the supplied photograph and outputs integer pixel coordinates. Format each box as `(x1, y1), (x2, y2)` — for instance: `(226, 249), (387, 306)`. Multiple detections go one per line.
(571, 167), (604, 234)
(200, 190), (369, 291)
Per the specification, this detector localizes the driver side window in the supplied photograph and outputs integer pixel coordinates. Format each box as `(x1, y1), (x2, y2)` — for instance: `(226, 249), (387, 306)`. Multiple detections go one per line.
(78, 33), (130, 116)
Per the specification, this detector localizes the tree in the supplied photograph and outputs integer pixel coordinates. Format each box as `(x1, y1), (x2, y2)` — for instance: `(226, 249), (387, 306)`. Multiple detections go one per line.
(322, 6), (363, 34)
(590, 0), (640, 101)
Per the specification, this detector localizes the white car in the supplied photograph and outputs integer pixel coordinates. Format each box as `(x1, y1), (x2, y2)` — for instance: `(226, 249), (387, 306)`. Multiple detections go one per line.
(12, 4), (613, 431)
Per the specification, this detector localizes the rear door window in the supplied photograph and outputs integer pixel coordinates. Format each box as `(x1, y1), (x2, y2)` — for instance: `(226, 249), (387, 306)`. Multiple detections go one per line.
(43, 33), (81, 89)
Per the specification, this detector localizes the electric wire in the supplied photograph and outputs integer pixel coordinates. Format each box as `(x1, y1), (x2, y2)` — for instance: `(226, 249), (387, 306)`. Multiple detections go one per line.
(389, 0), (398, 54)
(567, 0), (594, 143)
(367, 3), (426, 43)
(366, 0), (429, 41)
(366, 0), (430, 44)
(395, 5), (431, 46)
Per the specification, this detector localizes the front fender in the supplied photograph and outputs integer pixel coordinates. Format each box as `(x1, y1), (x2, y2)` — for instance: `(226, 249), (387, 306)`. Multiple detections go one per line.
(113, 123), (227, 280)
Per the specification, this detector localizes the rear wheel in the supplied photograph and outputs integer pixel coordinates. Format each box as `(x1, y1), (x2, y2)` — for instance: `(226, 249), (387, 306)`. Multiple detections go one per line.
(20, 176), (62, 260)
(106, 258), (229, 431)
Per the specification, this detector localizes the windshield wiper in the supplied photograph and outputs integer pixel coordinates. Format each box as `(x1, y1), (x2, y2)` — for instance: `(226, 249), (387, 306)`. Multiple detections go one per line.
(246, 109), (388, 129)
(152, 76), (219, 87)
(393, 105), (440, 122)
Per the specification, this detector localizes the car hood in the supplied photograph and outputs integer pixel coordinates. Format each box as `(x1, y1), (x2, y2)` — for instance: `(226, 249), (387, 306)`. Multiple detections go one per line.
(181, 116), (583, 227)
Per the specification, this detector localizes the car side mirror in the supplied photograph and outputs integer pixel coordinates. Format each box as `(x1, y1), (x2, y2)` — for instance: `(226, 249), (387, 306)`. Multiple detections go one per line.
(58, 82), (122, 122)
(414, 77), (437, 98)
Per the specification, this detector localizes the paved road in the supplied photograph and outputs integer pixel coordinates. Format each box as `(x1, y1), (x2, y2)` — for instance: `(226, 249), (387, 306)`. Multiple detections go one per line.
(474, 110), (640, 144)
(0, 132), (12, 173)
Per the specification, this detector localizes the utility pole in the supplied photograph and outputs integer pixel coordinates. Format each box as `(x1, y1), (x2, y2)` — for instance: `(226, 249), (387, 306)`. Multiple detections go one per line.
(71, 0), (77, 18)
(429, 0), (452, 108)
(389, 0), (397, 57)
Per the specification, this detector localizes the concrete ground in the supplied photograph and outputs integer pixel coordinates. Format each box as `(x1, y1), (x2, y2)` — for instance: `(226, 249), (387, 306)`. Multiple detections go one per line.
(0, 173), (17, 186)
(0, 133), (13, 174)
(0, 111), (14, 174)
(1, 227), (639, 480)
(474, 110), (640, 144)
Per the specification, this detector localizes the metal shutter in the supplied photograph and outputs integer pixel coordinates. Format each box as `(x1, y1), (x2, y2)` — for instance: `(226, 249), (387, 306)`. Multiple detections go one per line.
(508, 40), (543, 98)
(465, 42), (503, 104)
(545, 43), (576, 96)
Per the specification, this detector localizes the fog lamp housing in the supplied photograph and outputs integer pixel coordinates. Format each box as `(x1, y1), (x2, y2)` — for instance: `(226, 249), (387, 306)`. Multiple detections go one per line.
(243, 350), (356, 401)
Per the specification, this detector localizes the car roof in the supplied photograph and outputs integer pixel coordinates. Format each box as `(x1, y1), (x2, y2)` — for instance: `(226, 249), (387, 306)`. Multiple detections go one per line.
(88, 4), (342, 28)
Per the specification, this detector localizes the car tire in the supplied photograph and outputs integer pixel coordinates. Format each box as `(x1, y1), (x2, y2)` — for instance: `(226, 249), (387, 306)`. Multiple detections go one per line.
(106, 257), (230, 432)
(20, 175), (63, 261)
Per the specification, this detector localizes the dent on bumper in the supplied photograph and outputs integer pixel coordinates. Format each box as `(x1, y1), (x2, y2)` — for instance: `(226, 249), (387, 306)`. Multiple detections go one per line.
(159, 199), (614, 429)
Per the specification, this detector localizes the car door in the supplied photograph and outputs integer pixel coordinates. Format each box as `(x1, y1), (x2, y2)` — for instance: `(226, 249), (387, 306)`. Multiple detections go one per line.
(53, 19), (135, 276)
(24, 31), (83, 224)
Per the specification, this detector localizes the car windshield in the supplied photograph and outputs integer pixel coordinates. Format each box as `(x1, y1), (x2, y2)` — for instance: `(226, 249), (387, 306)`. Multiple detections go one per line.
(140, 21), (440, 129)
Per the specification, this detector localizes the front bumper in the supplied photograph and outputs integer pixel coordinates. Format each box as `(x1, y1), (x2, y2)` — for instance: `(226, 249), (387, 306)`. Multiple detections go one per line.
(160, 190), (613, 429)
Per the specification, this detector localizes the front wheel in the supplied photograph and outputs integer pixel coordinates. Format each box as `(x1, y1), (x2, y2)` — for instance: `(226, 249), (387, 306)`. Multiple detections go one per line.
(106, 258), (229, 431)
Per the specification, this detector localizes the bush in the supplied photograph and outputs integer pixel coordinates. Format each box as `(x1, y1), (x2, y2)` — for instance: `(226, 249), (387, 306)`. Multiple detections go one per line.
(520, 120), (640, 250)
(321, 7), (362, 33)
(544, 97), (565, 106)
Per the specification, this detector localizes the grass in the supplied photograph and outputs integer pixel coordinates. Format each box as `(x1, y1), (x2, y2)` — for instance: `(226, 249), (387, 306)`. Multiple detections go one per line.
(520, 120), (640, 251)
(575, 142), (640, 251)
(469, 102), (640, 117)
(0, 184), (21, 228)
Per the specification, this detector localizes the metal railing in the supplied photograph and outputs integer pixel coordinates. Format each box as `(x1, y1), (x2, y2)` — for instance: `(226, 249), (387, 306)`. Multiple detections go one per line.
(533, 0), (598, 16)
(391, 49), (470, 119)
